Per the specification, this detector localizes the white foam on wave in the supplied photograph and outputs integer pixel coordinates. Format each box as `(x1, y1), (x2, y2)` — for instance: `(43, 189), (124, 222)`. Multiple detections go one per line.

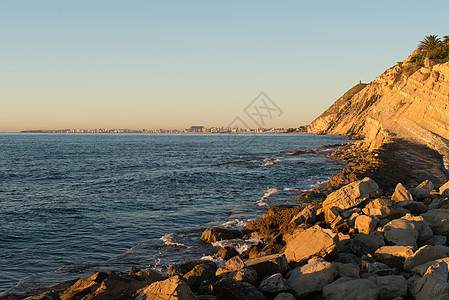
(250, 157), (281, 167)
(200, 256), (226, 267)
(220, 219), (246, 230)
(160, 233), (192, 248)
(256, 187), (278, 206)
(211, 237), (261, 254)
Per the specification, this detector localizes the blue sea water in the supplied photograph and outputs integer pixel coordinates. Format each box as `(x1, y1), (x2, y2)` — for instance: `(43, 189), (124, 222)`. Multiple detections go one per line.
(0, 133), (348, 295)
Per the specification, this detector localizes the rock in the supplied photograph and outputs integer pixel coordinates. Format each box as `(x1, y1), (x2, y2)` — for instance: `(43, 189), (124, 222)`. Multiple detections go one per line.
(322, 177), (379, 210)
(425, 235), (447, 246)
(200, 227), (242, 243)
(290, 203), (316, 225)
(404, 245), (448, 271)
(338, 253), (361, 265)
(423, 209), (449, 235)
(60, 272), (108, 300)
(428, 197), (449, 210)
(24, 291), (60, 300)
(168, 261), (204, 276)
(216, 256), (246, 276)
(392, 183), (413, 202)
(341, 207), (361, 218)
(361, 261), (395, 276)
(136, 276), (197, 300)
(232, 268), (258, 285)
(410, 187), (431, 201)
(322, 277), (379, 300)
(439, 180), (449, 197)
(374, 246), (414, 270)
(245, 253), (289, 279)
(414, 261), (449, 300)
(215, 247), (239, 261)
(396, 200), (428, 214)
(258, 273), (288, 294)
(350, 232), (385, 256)
(324, 207), (340, 223)
(210, 278), (266, 300)
(273, 292), (295, 300)
(417, 180), (434, 193)
(411, 257), (449, 276)
(287, 257), (337, 298)
(355, 215), (378, 234)
(283, 225), (337, 263)
(183, 262), (216, 291)
(383, 216), (420, 248)
(240, 242), (265, 259)
(368, 275), (407, 299)
(335, 262), (360, 278)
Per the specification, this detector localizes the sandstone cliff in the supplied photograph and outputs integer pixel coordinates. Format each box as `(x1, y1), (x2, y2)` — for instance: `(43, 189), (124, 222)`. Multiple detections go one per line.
(308, 55), (449, 170)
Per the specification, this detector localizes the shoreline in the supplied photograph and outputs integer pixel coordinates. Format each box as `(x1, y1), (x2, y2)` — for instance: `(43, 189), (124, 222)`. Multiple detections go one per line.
(3, 139), (449, 299)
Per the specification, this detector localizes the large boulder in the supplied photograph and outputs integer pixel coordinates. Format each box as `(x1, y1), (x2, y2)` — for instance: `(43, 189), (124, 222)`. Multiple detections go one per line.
(423, 209), (449, 235)
(396, 200), (428, 214)
(322, 178), (379, 210)
(60, 272), (108, 300)
(383, 214), (426, 248)
(404, 245), (448, 271)
(258, 273), (288, 294)
(392, 183), (413, 202)
(183, 262), (216, 291)
(274, 293), (295, 300)
(216, 256), (246, 276)
(350, 232), (385, 256)
(411, 257), (449, 276)
(215, 247), (239, 260)
(244, 253), (289, 279)
(368, 275), (407, 299)
(287, 257), (337, 298)
(322, 277), (379, 300)
(200, 227), (242, 243)
(136, 276), (197, 300)
(374, 246), (414, 270)
(210, 278), (266, 300)
(283, 225), (337, 263)
(290, 203), (317, 225)
(414, 261), (449, 300)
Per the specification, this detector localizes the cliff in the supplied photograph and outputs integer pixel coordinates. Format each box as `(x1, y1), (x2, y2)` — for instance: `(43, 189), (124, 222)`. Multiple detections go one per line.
(308, 55), (449, 171)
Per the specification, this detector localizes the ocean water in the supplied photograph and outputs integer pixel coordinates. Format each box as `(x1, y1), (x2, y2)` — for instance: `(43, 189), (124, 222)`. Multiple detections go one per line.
(0, 133), (347, 295)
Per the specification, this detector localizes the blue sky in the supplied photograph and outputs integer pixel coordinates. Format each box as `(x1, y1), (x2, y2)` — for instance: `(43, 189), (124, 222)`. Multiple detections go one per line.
(1, 1), (448, 131)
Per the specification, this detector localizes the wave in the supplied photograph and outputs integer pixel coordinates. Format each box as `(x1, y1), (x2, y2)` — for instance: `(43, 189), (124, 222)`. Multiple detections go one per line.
(250, 157), (280, 167)
(220, 219), (246, 230)
(211, 237), (261, 254)
(256, 187), (278, 206)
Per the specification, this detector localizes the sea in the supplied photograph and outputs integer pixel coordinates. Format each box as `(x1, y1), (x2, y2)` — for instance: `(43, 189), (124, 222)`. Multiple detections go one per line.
(0, 133), (349, 295)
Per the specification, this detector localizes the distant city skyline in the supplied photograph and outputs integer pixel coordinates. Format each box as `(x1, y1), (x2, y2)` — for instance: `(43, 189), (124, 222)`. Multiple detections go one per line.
(1, 1), (449, 132)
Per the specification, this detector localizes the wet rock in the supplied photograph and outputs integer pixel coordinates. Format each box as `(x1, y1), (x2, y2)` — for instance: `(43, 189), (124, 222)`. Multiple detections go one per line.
(210, 278), (266, 300)
(322, 277), (379, 300)
(374, 246), (414, 270)
(216, 256), (246, 276)
(350, 232), (385, 256)
(355, 215), (378, 234)
(287, 257), (337, 298)
(404, 245), (448, 271)
(368, 275), (407, 300)
(200, 227), (242, 243)
(414, 261), (449, 300)
(215, 247), (239, 261)
(168, 260), (206, 276)
(258, 273), (288, 294)
(245, 253), (289, 279)
(396, 200), (428, 214)
(283, 225), (337, 263)
(322, 177), (379, 210)
(423, 209), (449, 235)
(392, 183), (413, 202)
(240, 242), (265, 259)
(136, 276), (197, 300)
(183, 262), (217, 291)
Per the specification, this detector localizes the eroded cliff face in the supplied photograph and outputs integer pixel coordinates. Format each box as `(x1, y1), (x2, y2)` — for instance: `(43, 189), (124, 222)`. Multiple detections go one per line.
(308, 59), (449, 169)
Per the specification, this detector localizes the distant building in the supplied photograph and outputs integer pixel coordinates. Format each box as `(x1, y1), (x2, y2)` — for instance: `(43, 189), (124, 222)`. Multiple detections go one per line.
(189, 126), (204, 132)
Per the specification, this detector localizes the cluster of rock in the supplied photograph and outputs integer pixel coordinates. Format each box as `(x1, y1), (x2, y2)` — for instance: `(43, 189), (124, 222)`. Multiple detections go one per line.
(7, 177), (449, 300)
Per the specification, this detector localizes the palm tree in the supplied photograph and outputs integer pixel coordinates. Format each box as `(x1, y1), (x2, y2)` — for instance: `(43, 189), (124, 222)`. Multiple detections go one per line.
(418, 35), (442, 52)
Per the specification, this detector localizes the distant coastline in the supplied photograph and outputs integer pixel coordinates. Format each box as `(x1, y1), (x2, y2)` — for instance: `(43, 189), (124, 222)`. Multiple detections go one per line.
(19, 126), (308, 134)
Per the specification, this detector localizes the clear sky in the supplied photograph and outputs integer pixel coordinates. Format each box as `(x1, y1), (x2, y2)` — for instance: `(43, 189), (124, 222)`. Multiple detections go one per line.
(1, 1), (448, 132)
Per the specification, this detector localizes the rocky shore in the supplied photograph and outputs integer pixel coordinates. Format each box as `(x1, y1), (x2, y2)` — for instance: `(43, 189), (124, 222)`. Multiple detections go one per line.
(4, 139), (449, 300)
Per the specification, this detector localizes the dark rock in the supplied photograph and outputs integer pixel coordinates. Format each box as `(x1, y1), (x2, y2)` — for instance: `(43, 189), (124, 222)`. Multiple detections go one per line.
(201, 227), (242, 243)
(240, 242), (265, 259)
(245, 253), (290, 280)
(210, 278), (266, 300)
(168, 260), (205, 276)
(183, 262), (217, 291)
(350, 232), (385, 256)
(215, 247), (239, 261)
